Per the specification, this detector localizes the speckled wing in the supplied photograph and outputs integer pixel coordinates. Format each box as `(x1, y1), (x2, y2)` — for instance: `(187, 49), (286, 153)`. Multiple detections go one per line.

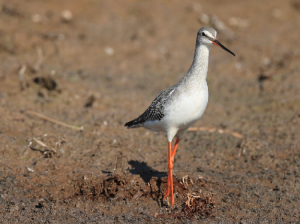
(124, 87), (176, 128)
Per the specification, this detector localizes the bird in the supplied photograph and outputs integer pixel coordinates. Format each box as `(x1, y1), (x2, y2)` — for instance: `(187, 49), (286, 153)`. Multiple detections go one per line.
(125, 27), (235, 206)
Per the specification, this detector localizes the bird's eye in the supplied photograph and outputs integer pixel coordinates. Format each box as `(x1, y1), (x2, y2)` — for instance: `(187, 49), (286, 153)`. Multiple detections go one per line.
(201, 32), (206, 36)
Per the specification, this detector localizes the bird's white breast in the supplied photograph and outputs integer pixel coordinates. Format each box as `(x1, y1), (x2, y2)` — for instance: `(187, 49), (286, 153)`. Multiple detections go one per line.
(163, 81), (208, 131)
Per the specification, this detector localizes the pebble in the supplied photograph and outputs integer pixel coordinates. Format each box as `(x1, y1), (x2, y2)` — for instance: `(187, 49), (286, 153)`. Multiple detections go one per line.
(104, 47), (114, 56)
(61, 9), (73, 22)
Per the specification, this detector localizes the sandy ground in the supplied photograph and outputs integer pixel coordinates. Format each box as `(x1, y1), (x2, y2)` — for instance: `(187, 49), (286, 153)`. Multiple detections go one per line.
(0, 0), (300, 223)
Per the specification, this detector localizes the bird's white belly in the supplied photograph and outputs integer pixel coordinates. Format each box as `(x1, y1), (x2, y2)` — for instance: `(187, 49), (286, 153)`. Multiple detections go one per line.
(164, 89), (208, 131)
(143, 83), (208, 136)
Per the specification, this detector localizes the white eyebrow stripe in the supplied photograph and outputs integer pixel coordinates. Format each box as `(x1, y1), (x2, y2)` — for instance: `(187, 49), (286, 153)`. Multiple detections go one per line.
(205, 32), (215, 39)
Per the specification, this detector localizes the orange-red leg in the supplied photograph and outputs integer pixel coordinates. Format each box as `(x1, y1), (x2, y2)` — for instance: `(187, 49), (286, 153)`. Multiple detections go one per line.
(163, 142), (172, 200)
(163, 138), (180, 206)
(171, 138), (180, 164)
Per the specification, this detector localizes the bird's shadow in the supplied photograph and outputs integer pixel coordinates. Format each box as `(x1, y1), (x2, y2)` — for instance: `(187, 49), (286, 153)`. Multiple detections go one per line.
(128, 160), (167, 183)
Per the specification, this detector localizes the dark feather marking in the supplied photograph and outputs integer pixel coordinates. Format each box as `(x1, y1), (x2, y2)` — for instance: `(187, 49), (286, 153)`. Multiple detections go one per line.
(125, 87), (176, 128)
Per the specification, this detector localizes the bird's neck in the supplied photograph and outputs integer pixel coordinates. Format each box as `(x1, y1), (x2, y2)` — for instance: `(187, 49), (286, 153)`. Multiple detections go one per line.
(186, 43), (210, 80)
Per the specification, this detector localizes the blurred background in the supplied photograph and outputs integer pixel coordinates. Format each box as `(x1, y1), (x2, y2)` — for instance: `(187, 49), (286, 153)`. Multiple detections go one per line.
(0, 0), (300, 222)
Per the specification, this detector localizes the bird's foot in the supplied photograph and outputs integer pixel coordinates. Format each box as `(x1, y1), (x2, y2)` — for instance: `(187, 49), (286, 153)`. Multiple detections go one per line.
(163, 172), (174, 206)
(163, 185), (174, 206)
(163, 173), (171, 200)
(163, 186), (170, 200)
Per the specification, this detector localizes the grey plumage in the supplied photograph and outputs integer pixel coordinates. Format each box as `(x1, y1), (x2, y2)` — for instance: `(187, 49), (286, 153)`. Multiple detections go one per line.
(124, 86), (176, 128)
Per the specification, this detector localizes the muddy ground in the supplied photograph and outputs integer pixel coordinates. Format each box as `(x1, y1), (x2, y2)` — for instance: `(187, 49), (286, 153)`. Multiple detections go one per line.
(0, 0), (300, 223)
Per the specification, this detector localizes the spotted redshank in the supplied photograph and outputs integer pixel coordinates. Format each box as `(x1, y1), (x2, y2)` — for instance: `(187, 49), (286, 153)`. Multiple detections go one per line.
(125, 27), (235, 206)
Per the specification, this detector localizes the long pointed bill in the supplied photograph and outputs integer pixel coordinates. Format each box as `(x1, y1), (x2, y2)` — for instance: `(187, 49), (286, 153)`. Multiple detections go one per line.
(212, 40), (235, 56)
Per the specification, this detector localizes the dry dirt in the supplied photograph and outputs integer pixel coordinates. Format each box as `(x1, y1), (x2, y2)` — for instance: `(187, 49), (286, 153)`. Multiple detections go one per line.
(1, 0), (300, 223)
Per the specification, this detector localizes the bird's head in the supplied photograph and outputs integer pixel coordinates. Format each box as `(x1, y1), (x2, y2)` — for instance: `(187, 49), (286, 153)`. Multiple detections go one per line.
(197, 26), (235, 56)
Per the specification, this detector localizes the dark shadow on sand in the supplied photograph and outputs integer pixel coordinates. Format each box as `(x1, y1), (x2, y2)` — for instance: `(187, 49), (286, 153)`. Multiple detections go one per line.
(128, 160), (167, 183)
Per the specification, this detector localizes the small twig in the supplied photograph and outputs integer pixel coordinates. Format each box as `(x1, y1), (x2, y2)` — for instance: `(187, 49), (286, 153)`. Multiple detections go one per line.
(188, 126), (244, 139)
(33, 137), (47, 147)
(181, 175), (189, 188)
(26, 110), (83, 131)
(186, 193), (201, 208)
(26, 167), (34, 172)
(30, 138), (56, 154)
(18, 65), (27, 90)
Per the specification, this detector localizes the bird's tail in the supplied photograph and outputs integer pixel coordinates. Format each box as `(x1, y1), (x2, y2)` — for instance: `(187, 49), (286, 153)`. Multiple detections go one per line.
(124, 117), (144, 129)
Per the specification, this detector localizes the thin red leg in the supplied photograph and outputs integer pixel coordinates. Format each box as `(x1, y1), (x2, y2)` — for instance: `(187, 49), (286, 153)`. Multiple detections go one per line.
(170, 138), (180, 205)
(163, 142), (172, 200)
(163, 138), (180, 206)
(171, 138), (180, 163)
